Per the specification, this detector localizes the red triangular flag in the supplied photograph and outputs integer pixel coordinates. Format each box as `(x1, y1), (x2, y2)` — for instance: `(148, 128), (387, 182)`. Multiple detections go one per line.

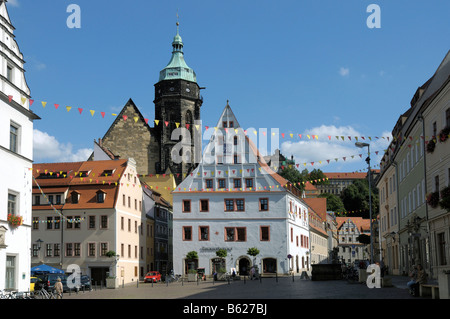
(8, 95), (13, 102)
(78, 108), (83, 114)
(101, 112), (105, 118)
(123, 115), (128, 121)
(29, 99), (34, 106)
(54, 104), (59, 109)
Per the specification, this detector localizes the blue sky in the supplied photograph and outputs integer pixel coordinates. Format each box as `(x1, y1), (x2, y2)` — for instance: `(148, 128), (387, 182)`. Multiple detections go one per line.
(7, 0), (450, 173)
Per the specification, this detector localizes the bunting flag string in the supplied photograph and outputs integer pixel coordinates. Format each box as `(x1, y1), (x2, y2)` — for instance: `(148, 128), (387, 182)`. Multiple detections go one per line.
(18, 94), (449, 145)
(12, 94), (415, 142)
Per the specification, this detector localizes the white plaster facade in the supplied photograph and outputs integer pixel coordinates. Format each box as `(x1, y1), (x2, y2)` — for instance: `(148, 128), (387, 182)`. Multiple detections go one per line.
(172, 103), (310, 277)
(0, 1), (39, 292)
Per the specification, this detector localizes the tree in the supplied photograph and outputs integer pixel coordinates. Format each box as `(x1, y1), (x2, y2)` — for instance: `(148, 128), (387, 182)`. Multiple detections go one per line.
(278, 166), (307, 191)
(186, 251), (198, 260)
(357, 234), (371, 245)
(318, 193), (345, 212)
(340, 179), (379, 218)
(216, 249), (227, 258)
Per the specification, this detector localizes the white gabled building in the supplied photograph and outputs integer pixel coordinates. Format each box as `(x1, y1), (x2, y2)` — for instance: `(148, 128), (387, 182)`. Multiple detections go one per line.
(0, 0), (40, 291)
(172, 103), (310, 277)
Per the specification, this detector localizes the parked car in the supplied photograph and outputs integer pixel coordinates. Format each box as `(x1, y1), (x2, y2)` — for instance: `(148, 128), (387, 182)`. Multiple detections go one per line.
(35, 274), (70, 292)
(30, 276), (41, 292)
(77, 275), (92, 291)
(144, 271), (161, 283)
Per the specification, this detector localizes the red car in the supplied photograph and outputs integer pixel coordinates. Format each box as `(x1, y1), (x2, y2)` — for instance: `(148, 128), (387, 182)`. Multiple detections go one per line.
(144, 271), (161, 283)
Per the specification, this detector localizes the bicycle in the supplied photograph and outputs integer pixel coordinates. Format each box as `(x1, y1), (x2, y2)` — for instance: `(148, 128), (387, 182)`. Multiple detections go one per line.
(33, 288), (58, 299)
(0, 289), (13, 299)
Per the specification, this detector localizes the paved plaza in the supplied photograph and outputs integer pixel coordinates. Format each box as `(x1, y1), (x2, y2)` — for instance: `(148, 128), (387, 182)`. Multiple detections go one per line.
(62, 275), (418, 300)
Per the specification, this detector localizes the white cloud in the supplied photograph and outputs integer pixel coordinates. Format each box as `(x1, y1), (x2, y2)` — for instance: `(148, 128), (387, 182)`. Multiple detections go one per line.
(339, 67), (350, 77)
(279, 125), (391, 171)
(33, 129), (92, 163)
(7, 0), (19, 7)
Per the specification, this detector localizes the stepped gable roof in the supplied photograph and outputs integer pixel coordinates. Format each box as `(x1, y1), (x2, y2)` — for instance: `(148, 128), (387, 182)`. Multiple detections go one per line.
(336, 217), (371, 233)
(174, 101), (289, 193)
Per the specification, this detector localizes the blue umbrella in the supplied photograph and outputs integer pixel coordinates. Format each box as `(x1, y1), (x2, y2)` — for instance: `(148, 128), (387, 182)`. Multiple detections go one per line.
(31, 264), (65, 275)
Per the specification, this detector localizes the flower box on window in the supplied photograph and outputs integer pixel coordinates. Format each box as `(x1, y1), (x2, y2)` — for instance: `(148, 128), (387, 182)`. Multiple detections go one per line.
(7, 214), (23, 227)
(438, 127), (450, 143)
(426, 192), (440, 208)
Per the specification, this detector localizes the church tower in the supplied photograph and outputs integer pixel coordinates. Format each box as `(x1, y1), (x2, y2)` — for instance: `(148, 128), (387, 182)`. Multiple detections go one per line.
(154, 22), (203, 182)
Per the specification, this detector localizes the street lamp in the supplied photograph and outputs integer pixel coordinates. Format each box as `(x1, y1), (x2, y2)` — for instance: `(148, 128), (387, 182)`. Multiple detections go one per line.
(355, 142), (374, 264)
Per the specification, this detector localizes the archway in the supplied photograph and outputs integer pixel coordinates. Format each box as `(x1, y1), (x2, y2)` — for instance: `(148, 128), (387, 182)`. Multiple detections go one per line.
(238, 257), (251, 275)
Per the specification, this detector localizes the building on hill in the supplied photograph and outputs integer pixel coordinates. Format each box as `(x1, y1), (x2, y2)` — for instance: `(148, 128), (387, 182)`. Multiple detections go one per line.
(0, 0), (40, 292)
(317, 172), (368, 196)
(172, 102), (311, 277)
(31, 159), (147, 287)
(90, 23), (203, 185)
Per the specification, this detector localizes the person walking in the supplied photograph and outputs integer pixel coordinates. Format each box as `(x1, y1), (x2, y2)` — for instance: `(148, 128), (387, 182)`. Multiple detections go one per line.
(55, 277), (64, 299)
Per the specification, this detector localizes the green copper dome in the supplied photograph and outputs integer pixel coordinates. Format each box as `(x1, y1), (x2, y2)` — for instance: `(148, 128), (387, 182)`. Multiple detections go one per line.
(159, 25), (197, 83)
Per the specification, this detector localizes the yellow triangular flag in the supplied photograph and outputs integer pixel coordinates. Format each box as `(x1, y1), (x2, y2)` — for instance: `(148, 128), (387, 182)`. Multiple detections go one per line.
(66, 106), (72, 112)
(175, 122), (180, 128)
(21, 97), (26, 105)
(155, 120), (159, 126)
(41, 101), (47, 108)
(90, 110), (95, 116)
(134, 117), (139, 123)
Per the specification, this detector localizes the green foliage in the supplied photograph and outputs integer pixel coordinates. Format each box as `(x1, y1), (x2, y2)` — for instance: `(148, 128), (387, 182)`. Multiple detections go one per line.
(186, 251), (199, 260)
(247, 247), (260, 257)
(279, 167), (329, 191)
(318, 193), (345, 212)
(340, 179), (379, 217)
(357, 234), (371, 245)
(216, 249), (228, 258)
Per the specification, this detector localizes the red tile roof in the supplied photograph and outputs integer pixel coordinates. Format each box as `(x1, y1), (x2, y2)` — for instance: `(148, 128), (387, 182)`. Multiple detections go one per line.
(32, 159), (129, 210)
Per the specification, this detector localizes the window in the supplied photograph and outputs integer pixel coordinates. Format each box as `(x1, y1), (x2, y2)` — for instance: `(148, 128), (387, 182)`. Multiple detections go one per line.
(200, 199), (209, 212)
(259, 198), (269, 211)
(88, 243), (96, 257)
(182, 200), (191, 212)
(225, 227), (246, 242)
(234, 136), (238, 146)
(224, 199), (245, 212)
(245, 179), (253, 188)
(233, 155), (239, 164)
(205, 179), (213, 189)
(218, 179), (226, 189)
(34, 196), (40, 205)
(7, 192), (17, 215)
(199, 226), (209, 241)
(101, 216), (108, 229)
(236, 199), (245, 211)
(100, 243), (108, 256)
(223, 121), (228, 128)
(229, 121), (234, 128)
(9, 123), (19, 153)
(260, 226), (270, 241)
(6, 64), (13, 82)
(97, 191), (105, 203)
(225, 199), (234, 212)
(446, 108), (450, 128)
(183, 226), (192, 241)
(217, 155), (223, 164)
(71, 192), (79, 204)
(234, 179), (241, 188)
(435, 175), (440, 192)
(47, 217), (53, 230)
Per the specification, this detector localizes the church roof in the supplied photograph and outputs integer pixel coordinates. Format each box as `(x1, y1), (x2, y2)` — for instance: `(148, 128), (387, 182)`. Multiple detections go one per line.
(159, 23), (197, 83)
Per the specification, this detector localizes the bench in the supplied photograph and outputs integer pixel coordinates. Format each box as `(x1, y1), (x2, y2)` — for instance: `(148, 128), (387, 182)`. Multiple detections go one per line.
(420, 284), (439, 299)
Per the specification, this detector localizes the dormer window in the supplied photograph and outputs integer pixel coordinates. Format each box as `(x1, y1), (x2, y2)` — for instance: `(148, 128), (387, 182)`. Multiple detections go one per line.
(6, 64), (13, 82)
(101, 169), (115, 176)
(71, 191), (80, 204)
(78, 171), (90, 177)
(96, 190), (106, 203)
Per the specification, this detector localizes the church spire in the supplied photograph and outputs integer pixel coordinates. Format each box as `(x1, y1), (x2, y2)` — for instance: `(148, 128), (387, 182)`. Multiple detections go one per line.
(159, 19), (197, 83)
